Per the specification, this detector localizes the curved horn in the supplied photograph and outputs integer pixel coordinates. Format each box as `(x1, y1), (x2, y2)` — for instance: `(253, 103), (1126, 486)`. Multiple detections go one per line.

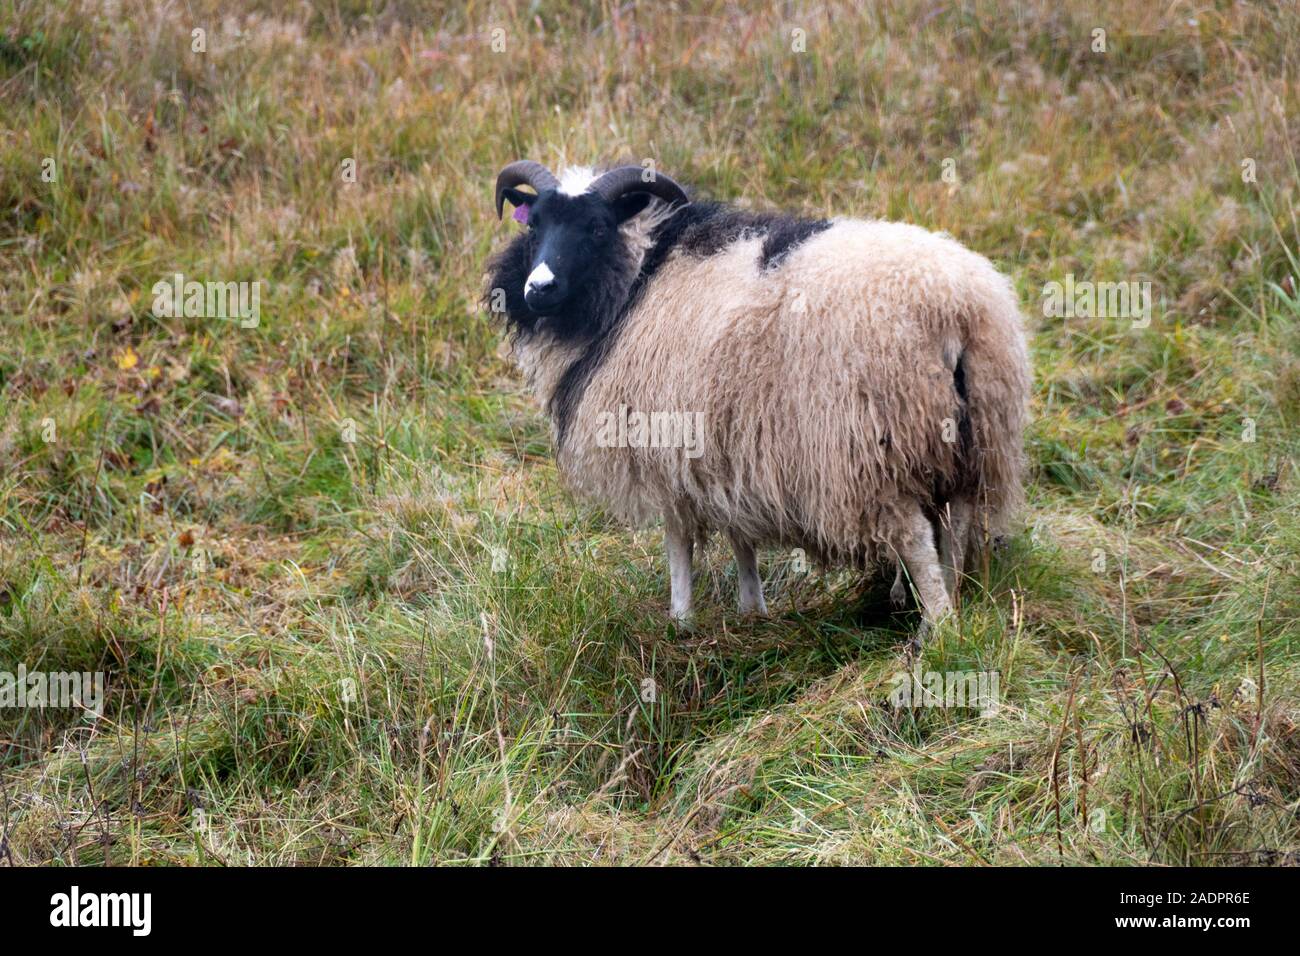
(494, 160), (560, 219)
(589, 165), (690, 208)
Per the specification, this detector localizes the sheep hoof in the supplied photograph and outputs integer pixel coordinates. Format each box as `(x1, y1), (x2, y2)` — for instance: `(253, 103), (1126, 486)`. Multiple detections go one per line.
(889, 580), (908, 610)
(669, 609), (694, 630)
(738, 597), (769, 618)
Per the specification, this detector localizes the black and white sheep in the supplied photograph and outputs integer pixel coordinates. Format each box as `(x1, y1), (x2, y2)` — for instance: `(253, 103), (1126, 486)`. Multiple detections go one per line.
(484, 160), (1030, 632)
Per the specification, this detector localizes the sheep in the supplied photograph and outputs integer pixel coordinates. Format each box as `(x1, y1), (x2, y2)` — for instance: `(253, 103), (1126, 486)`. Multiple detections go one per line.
(484, 160), (1030, 635)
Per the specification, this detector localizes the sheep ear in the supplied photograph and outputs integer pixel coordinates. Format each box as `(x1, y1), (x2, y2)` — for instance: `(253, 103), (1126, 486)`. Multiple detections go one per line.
(611, 192), (652, 223)
(501, 187), (536, 222)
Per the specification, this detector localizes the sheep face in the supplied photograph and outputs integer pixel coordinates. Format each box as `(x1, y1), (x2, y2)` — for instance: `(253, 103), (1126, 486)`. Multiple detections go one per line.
(486, 193), (640, 344)
(501, 188), (650, 317)
(487, 161), (692, 344)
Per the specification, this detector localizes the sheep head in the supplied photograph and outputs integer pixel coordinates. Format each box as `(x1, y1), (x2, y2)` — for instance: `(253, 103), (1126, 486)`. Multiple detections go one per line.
(492, 161), (689, 317)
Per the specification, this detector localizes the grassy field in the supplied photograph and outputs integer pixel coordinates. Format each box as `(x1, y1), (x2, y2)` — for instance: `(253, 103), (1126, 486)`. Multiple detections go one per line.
(2, 0), (1299, 866)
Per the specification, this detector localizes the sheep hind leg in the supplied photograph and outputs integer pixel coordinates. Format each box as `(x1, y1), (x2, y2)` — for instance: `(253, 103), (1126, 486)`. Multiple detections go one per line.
(895, 501), (954, 640)
(937, 497), (973, 604)
(889, 562), (908, 609)
(664, 508), (695, 625)
(728, 531), (767, 617)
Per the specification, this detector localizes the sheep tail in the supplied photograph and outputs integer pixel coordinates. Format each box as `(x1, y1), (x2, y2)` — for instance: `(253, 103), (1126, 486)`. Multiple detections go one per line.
(954, 300), (1031, 550)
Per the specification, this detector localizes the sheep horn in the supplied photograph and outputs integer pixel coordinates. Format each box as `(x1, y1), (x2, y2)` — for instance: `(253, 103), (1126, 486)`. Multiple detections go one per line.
(589, 165), (690, 208)
(494, 160), (560, 219)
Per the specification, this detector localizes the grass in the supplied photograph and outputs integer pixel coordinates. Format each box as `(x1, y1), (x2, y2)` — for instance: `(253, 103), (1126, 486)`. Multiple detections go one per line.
(1, 0), (1298, 866)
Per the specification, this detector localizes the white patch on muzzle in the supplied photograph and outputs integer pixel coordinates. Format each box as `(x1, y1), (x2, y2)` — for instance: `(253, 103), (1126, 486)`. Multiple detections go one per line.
(525, 262), (556, 295)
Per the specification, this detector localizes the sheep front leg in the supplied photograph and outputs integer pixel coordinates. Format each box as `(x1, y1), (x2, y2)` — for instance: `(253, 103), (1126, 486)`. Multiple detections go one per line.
(664, 510), (694, 624)
(896, 502), (953, 637)
(727, 531), (767, 616)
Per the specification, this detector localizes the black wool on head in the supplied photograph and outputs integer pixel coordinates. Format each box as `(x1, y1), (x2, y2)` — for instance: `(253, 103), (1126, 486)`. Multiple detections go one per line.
(483, 194), (641, 344)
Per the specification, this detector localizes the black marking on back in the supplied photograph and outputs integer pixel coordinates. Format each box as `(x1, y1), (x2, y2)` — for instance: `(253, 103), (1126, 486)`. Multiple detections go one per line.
(548, 202), (831, 444)
(760, 218), (831, 270)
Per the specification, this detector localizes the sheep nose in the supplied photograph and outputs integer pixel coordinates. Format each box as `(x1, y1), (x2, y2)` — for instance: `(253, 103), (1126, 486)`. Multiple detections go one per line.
(525, 262), (556, 295)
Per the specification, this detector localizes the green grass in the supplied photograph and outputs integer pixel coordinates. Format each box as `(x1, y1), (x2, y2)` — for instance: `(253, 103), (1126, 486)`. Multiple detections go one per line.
(1, 0), (1298, 865)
